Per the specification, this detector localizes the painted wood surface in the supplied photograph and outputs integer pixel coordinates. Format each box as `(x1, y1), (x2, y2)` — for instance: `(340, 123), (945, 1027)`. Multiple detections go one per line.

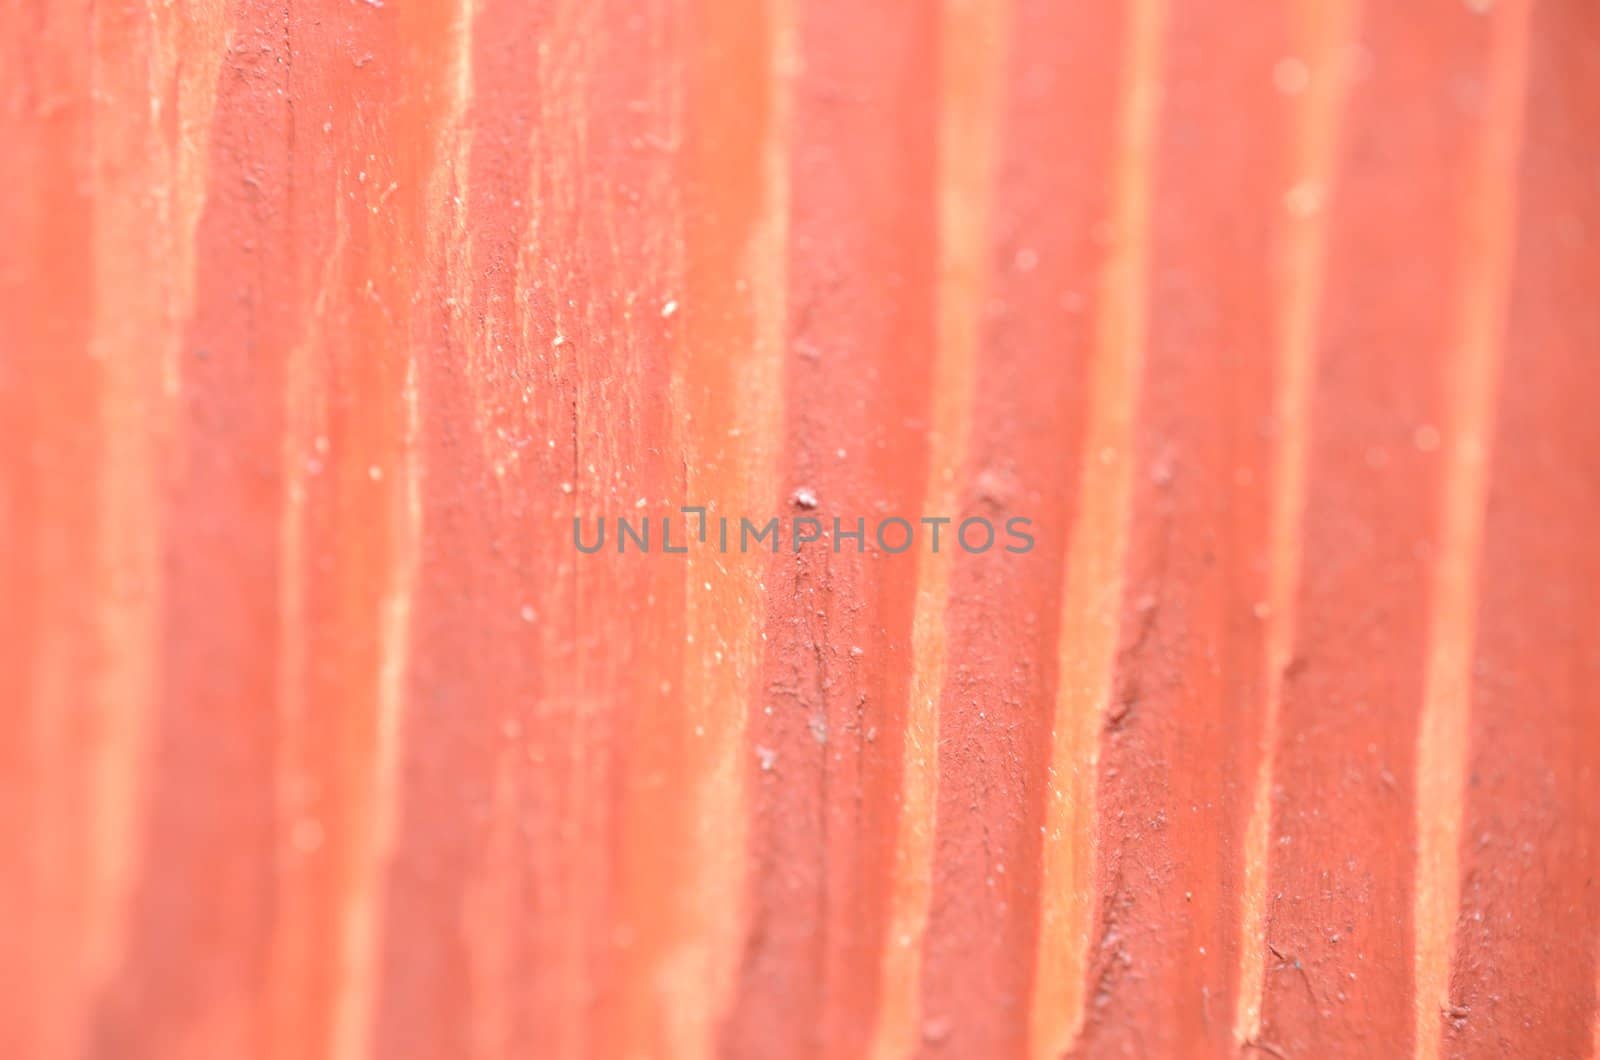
(2, 1), (1597, 1057)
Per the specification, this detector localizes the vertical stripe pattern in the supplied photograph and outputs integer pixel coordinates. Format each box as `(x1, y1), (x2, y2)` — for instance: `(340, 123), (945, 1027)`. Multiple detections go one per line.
(2, 1), (1597, 1058)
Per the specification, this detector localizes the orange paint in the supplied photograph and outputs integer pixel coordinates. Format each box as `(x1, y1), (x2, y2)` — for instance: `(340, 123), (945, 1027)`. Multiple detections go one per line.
(1443, 2), (1600, 1053)
(4, 2), (1598, 1058)
(718, 3), (938, 1055)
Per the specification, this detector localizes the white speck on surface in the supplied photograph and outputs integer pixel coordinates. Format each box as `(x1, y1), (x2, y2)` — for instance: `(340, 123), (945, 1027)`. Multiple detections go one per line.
(520, 604), (537, 623)
(793, 487), (819, 509)
(661, 299), (679, 318)
(757, 746), (777, 771)
(808, 716), (828, 745)
(368, 464), (383, 481)
(552, 333), (566, 348)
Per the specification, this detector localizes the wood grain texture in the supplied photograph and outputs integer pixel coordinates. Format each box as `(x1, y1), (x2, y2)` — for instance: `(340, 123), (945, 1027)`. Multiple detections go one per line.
(2, 1), (1597, 1058)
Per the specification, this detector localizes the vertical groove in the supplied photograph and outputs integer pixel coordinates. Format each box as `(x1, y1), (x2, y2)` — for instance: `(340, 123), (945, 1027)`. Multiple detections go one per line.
(328, 13), (470, 1030)
(1440, 0), (1600, 1049)
(1232, 0), (1357, 1047)
(720, 0), (939, 1052)
(84, 0), (227, 1033)
(330, 351), (422, 1060)
(1411, 2), (1532, 1057)
(265, 291), (323, 1060)
(868, 1), (1007, 1055)
(681, 0), (794, 1042)
(1029, 0), (1165, 1054)
(619, 0), (790, 1053)
(1252, 3), (1497, 1051)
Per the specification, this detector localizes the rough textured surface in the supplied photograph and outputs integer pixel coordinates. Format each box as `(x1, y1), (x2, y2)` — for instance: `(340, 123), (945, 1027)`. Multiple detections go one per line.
(2, 1), (1597, 1058)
